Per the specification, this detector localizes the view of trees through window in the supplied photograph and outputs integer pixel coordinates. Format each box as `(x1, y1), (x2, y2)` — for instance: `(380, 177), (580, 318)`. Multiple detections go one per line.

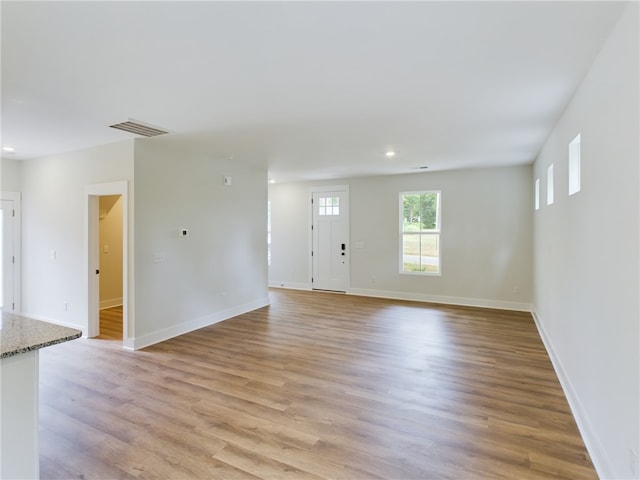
(401, 191), (440, 274)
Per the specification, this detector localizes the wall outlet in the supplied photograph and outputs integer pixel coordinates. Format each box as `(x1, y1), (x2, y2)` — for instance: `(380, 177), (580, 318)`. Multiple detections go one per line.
(630, 448), (637, 476)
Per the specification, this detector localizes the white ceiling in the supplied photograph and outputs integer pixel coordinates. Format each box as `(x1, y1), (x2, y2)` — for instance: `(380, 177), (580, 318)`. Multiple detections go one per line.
(1, 1), (627, 182)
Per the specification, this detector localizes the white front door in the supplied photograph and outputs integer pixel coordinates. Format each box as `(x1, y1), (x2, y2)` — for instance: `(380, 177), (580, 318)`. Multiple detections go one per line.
(312, 188), (349, 292)
(1, 199), (15, 311)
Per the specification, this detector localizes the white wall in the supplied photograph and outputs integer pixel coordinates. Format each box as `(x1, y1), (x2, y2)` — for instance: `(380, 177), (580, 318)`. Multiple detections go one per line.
(132, 139), (269, 348)
(99, 195), (123, 308)
(19, 141), (134, 331)
(270, 165), (533, 310)
(532, 4), (639, 479)
(1, 158), (22, 192)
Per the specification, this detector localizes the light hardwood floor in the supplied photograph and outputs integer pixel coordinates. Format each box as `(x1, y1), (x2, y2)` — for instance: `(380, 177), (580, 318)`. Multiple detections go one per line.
(98, 305), (123, 341)
(39, 289), (597, 479)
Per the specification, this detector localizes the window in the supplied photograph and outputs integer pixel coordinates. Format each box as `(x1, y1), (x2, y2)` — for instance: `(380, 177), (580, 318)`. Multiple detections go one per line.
(400, 191), (441, 274)
(267, 200), (272, 266)
(318, 196), (340, 216)
(547, 164), (554, 205)
(535, 178), (540, 210)
(569, 133), (581, 195)
(0, 209), (3, 308)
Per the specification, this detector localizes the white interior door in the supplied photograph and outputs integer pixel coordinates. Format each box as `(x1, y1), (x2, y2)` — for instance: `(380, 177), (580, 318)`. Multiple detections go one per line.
(1, 199), (15, 311)
(312, 188), (349, 292)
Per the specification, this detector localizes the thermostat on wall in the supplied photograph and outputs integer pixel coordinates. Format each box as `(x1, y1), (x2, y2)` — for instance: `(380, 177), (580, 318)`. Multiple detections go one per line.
(179, 228), (188, 237)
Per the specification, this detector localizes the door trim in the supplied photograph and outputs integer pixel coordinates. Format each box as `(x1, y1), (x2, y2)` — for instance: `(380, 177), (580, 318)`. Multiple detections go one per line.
(309, 185), (350, 292)
(0, 191), (21, 312)
(85, 181), (130, 347)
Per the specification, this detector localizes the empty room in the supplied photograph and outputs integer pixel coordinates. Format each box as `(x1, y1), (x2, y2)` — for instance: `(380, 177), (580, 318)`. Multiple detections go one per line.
(0, 1), (638, 479)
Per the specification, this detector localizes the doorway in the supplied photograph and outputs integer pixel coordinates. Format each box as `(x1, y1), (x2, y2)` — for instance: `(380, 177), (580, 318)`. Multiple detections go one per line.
(0, 192), (21, 312)
(85, 182), (128, 345)
(98, 195), (123, 340)
(311, 186), (349, 292)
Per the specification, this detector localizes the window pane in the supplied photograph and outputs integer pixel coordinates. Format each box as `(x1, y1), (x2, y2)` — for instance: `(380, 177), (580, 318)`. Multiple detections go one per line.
(420, 233), (440, 273)
(569, 134), (581, 195)
(402, 194), (421, 232)
(319, 206), (326, 216)
(547, 164), (554, 205)
(332, 197), (339, 207)
(419, 193), (438, 231)
(402, 234), (422, 272)
(0, 210), (3, 308)
(319, 198), (326, 207)
(333, 206), (339, 215)
(403, 193), (438, 232)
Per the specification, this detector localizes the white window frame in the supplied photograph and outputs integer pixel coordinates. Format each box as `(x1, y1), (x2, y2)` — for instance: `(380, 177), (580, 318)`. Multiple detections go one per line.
(399, 190), (441, 276)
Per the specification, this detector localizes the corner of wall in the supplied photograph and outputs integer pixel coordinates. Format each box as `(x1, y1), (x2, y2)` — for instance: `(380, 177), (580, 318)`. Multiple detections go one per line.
(530, 305), (615, 479)
(130, 296), (270, 350)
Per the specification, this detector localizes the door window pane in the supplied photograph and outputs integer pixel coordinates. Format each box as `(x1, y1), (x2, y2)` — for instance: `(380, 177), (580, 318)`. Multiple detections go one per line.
(319, 196), (340, 216)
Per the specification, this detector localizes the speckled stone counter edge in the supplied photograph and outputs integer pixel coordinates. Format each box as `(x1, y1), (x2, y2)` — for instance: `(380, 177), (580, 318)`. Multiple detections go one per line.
(1, 313), (82, 359)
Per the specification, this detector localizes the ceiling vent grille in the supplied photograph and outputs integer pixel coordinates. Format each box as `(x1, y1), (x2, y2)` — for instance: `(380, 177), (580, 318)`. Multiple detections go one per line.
(109, 120), (169, 137)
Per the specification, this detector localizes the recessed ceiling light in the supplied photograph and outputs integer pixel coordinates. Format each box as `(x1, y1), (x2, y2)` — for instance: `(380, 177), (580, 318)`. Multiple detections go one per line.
(385, 150), (396, 158)
(2, 146), (16, 153)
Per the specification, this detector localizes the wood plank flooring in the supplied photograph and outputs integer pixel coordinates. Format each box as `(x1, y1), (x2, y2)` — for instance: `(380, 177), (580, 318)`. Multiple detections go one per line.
(38, 289), (597, 479)
(98, 306), (123, 340)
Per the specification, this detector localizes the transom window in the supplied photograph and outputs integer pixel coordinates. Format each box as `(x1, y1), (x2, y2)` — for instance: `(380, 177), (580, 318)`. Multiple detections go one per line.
(319, 196), (340, 216)
(400, 191), (441, 275)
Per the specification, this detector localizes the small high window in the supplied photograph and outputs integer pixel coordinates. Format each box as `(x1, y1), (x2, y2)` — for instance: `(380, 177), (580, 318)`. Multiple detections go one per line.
(535, 178), (540, 211)
(267, 200), (272, 266)
(569, 134), (581, 195)
(547, 164), (554, 205)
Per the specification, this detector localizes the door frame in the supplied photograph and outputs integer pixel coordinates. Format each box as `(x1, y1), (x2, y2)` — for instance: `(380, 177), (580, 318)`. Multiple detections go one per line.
(85, 181), (130, 346)
(0, 191), (21, 312)
(309, 185), (350, 292)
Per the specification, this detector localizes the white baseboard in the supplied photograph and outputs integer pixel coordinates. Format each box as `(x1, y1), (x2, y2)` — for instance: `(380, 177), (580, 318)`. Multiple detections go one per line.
(348, 287), (532, 312)
(268, 281), (312, 291)
(130, 296), (271, 350)
(531, 306), (614, 480)
(100, 297), (122, 310)
(18, 312), (84, 336)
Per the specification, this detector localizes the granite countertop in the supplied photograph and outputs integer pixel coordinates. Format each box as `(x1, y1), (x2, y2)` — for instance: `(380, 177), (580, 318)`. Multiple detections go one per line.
(0, 313), (82, 359)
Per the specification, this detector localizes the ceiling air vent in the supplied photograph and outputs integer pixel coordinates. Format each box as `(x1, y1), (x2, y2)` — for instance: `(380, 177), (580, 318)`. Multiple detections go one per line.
(109, 119), (169, 137)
